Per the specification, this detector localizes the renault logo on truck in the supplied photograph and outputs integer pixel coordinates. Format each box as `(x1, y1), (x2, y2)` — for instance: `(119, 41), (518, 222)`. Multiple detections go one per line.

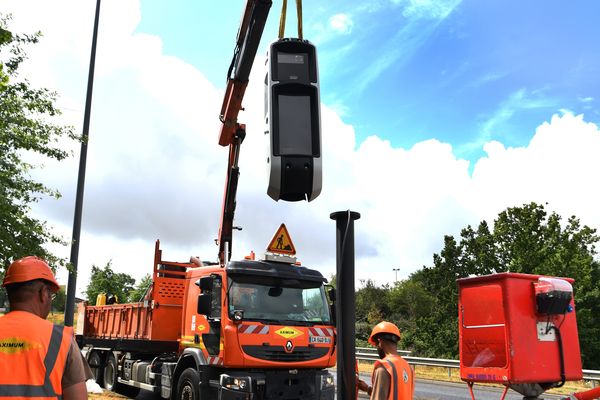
(285, 340), (294, 353)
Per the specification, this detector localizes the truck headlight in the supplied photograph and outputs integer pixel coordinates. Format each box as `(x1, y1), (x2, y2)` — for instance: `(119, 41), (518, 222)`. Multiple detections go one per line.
(220, 374), (251, 392)
(233, 310), (244, 322)
(320, 372), (335, 390)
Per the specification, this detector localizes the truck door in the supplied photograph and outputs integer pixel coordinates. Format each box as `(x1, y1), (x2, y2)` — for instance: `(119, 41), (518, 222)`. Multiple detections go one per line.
(197, 274), (222, 355)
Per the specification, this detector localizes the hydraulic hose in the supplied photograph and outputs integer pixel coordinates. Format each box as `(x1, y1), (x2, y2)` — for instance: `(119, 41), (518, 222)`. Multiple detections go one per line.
(548, 325), (566, 388)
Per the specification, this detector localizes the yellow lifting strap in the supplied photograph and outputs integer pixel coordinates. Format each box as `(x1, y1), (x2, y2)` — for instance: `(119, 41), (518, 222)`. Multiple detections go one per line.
(278, 0), (303, 40)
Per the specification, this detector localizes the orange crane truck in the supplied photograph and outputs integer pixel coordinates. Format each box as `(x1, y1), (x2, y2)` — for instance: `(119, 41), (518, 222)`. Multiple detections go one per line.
(76, 241), (336, 399)
(76, 1), (336, 398)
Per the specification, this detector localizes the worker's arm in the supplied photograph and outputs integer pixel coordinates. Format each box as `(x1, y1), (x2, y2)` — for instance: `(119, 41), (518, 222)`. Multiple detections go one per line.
(370, 367), (390, 400)
(357, 377), (371, 394)
(62, 337), (94, 399)
(62, 381), (88, 400)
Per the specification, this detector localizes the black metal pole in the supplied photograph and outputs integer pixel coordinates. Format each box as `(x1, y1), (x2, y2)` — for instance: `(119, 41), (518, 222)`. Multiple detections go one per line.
(64, 0), (101, 326)
(330, 210), (360, 400)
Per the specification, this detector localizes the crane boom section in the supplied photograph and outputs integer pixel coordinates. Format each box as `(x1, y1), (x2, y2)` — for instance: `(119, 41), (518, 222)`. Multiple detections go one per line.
(219, 0), (272, 147)
(217, 0), (272, 265)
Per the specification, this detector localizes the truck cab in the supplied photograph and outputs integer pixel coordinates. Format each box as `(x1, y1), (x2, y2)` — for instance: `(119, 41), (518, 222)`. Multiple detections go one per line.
(179, 259), (336, 399)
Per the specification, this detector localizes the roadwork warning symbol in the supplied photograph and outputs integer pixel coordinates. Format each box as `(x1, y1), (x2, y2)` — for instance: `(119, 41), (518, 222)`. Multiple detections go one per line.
(267, 224), (296, 255)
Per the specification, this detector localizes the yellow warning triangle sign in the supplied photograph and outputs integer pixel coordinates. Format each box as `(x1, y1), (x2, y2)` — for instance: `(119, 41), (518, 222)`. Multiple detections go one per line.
(267, 224), (297, 255)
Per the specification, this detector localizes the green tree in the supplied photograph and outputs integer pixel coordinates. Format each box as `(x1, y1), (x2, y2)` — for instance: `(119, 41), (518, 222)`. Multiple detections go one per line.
(85, 262), (135, 305)
(354, 279), (391, 345)
(404, 222), (503, 356)
(128, 274), (152, 303)
(0, 15), (77, 271)
(327, 273), (336, 289)
(355, 279), (390, 325)
(493, 203), (600, 368)
(575, 260), (600, 370)
(387, 279), (435, 330)
(408, 202), (600, 368)
(404, 237), (463, 358)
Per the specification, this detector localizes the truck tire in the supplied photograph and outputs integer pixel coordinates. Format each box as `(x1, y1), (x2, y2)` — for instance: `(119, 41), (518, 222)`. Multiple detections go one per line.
(102, 354), (141, 398)
(177, 368), (201, 400)
(103, 354), (118, 391)
(88, 350), (104, 386)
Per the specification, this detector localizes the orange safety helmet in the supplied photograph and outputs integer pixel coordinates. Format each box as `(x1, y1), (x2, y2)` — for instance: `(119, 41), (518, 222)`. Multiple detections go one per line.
(3, 256), (60, 292)
(368, 321), (401, 346)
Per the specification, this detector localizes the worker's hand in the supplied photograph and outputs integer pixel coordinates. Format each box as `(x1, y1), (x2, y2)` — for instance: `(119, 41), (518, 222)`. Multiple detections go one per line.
(357, 378), (370, 392)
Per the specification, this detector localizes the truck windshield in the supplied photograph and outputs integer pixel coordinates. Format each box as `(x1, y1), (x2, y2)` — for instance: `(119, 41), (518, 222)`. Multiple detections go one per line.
(228, 276), (331, 325)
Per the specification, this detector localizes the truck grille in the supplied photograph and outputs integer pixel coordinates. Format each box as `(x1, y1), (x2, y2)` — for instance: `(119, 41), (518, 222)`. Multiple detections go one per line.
(242, 345), (329, 362)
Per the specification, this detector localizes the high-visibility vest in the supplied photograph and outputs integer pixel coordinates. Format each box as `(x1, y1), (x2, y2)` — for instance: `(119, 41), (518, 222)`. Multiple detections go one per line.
(0, 311), (73, 399)
(372, 354), (414, 400)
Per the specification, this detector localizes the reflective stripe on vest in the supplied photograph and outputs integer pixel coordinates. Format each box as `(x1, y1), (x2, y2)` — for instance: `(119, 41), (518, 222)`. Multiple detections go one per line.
(372, 355), (413, 400)
(0, 324), (63, 398)
(384, 359), (399, 400)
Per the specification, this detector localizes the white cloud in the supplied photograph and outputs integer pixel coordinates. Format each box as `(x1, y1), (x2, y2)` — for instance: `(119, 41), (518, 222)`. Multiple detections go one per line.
(579, 96), (594, 110)
(458, 88), (557, 156)
(356, 0), (461, 94)
(391, 0), (462, 20)
(468, 71), (509, 88)
(4, 1), (600, 295)
(470, 113), (600, 226)
(329, 14), (354, 35)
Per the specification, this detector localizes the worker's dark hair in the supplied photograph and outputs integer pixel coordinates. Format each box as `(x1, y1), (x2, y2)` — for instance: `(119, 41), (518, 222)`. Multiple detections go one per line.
(374, 332), (399, 344)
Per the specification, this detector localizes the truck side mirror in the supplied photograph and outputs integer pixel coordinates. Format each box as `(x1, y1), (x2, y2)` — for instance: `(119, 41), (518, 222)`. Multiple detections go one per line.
(327, 287), (336, 303)
(197, 276), (213, 292)
(197, 294), (211, 315)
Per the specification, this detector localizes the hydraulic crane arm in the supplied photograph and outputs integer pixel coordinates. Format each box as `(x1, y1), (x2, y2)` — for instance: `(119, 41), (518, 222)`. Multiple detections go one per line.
(218, 0), (272, 147)
(217, 0), (272, 266)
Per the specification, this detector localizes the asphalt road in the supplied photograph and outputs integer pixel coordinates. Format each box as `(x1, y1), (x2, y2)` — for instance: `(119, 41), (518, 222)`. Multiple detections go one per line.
(353, 372), (565, 400)
(129, 374), (566, 400)
(412, 379), (563, 400)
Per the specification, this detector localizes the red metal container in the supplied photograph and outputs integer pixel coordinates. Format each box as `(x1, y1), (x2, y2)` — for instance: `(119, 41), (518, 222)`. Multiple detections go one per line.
(458, 273), (582, 385)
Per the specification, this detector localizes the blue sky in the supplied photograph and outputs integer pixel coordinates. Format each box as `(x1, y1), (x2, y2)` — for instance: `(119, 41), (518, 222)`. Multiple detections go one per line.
(136, 0), (600, 162)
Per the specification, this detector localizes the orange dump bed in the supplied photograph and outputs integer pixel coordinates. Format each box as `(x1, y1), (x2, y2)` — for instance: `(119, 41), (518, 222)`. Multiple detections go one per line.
(81, 302), (153, 339)
(77, 241), (192, 342)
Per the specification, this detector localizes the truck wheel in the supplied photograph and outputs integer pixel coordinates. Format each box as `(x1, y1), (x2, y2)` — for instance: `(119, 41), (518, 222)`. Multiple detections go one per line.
(88, 350), (104, 386)
(102, 353), (141, 397)
(177, 368), (201, 400)
(103, 354), (118, 391)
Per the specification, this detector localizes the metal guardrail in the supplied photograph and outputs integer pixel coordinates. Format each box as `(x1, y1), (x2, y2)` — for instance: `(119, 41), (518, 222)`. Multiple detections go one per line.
(583, 369), (600, 382)
(356, 347), (412, 357)
(356, 348), (600, 383)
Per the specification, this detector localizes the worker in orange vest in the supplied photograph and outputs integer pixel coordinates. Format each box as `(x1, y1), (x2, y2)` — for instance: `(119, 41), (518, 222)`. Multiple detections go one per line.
(357, 321), (414, 399)
(0, 256), (92, 399)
